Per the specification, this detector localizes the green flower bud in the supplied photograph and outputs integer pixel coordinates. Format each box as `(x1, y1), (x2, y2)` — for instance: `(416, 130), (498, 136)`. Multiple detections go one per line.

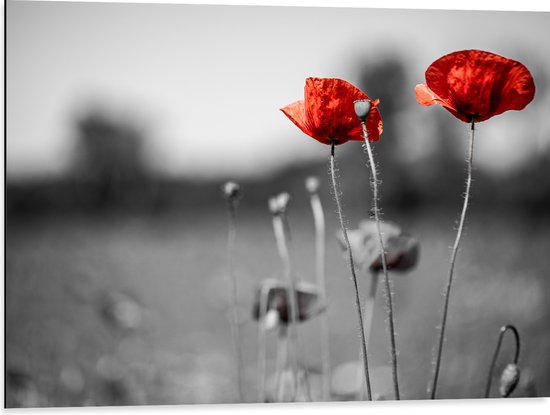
(499, 363), (520, 398)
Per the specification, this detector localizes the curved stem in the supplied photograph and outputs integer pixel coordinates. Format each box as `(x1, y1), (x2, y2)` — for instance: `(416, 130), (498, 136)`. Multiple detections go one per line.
(362, 123), (400, 400)
(429, 120), (476, 399)
(484, 324), (521, 398)
(329, 141), (372, 400)
(309, 191), (331, 400)
(226, 200), (244, 402)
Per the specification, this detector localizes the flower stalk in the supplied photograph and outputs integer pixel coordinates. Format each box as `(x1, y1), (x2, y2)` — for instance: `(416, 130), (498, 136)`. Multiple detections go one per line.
(360, 118), (401, 401)
(223, 182), (244, 402)
(429, 120), (476, 399)
(257, 283), (272, 402)
(269, 194), (313, 401)
(329, 140), (372, 400)
(363, 270), (379, 348)
(306, 177), (331, 400)
(275, 326), (289, 401)
(358, 270), (379, 400)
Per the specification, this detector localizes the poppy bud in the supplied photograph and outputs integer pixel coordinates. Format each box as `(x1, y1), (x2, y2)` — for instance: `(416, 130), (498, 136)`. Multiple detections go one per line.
(305, 176), (320, 194)
(499, 363), (520, 398)
(222, 181), (241, 200)
(268, 192), (291, 215)
(277, 192), (291, 211)
(268, 197), (279, 215)
(354, 99), (372, 122)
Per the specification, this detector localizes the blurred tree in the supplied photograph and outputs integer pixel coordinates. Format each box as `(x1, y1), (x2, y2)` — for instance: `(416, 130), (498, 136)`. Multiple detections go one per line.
(71, 109), (152, 209)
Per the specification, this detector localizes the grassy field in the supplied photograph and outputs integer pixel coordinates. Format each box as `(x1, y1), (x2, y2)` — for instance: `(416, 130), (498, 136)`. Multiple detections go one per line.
(5, 203), (550, 406)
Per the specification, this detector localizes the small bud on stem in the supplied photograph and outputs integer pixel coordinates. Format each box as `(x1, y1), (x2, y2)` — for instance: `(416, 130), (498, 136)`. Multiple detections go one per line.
(222, 181), (241, 200)
(354, 99), (372, 122)
(305, 176), (320, 194)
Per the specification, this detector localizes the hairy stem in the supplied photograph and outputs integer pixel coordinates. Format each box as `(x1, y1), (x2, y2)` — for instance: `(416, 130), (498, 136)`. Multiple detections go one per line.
(329, 141), (372, 400)
(429, 120), (476, 399)
(362, 124), (400, 400)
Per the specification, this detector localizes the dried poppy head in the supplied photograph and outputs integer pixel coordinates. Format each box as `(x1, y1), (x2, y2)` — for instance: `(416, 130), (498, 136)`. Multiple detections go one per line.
(281, 77), (383, 145)
(370, 234), (420, 273)
(415, 49), (535, 123)
(252, 279), (326, 325)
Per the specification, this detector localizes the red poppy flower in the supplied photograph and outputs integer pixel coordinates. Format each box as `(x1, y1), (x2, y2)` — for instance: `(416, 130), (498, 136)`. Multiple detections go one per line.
(415, 50), (535, 123)
(281, 77), (383, 145)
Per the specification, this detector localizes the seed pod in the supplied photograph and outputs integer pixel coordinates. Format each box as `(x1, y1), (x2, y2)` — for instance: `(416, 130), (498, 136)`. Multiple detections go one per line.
(499, 363), (520, 398)
(354, 99), (372, 122)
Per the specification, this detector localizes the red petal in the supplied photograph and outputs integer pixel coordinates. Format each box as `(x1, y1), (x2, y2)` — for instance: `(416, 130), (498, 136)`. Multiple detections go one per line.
(280, 100), (315, 138)
(424, 50), (535, 122)
(415, 83), (471, 122)
(304, 78), (382, 144)
(282, 78), (383, 144)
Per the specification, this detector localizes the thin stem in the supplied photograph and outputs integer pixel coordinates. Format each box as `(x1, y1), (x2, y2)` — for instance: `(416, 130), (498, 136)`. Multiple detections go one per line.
(275, 327), (288, 402)
(309, 191), (331, 400)
(429, 120), (476, 399)
(257, 284), (271, 402)
(362, 124), (400, 400)
(226, 199), (244, 402)
(358, 270), (379, 400)
(280, 213), (313, 402)
(329, 141), (372, 401)
(272, 214), (299, 401)
(484, 325), (521, 398)
(363, 270), (379, 345)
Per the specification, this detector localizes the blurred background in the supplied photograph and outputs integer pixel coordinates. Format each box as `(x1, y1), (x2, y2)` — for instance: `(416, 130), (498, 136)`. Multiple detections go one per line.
(5, 1), (550, 407)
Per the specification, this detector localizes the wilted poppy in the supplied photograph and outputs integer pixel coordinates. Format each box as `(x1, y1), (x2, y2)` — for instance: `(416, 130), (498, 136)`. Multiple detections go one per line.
(252, 279), (325, 325)
(415, 49), (535, 123)
(370, 234), (420, 272)
(281, 77), (383, 145)
(337, 220), (419, 273)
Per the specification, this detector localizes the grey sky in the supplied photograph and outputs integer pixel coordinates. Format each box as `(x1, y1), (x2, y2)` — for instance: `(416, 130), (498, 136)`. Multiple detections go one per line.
(7, 1), (550, 179)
